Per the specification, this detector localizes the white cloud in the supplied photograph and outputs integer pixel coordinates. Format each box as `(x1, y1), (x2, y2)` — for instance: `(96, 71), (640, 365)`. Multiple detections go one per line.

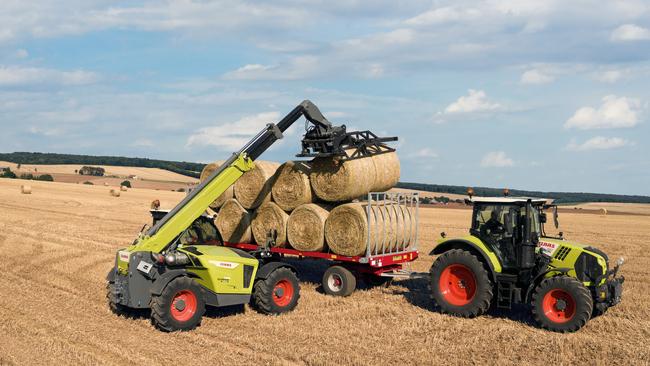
(0, 66), (99, 86)
(444, 89), (502, 114)
(567, 137), (632, 151)
(223, 56), (320, 81)
(186, 112), (280, 150)
(410, 148), (439, 159)
(594, 69), (627, 83)
(14, 49), (29, 58)
(565, 95), (642, 129)
(481, 151), (514, 168)
(520, 68), (555, 84)
(610, 24), (650, 42)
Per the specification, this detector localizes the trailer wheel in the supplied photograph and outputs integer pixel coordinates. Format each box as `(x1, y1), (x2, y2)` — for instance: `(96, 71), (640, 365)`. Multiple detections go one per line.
(252, 267), (300, 315)
(429, 249), (493, 317)
(532, 276), (593, 333)
(150, 277), (206, 332)
(322, 265), (356, 297)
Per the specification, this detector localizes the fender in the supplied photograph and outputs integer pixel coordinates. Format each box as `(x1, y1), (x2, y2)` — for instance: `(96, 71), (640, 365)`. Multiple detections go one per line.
(524, 267), (572, 303)
(150, 269), (200, 295)
(430, 237), (502, 279)
(256, 261), (296, 280)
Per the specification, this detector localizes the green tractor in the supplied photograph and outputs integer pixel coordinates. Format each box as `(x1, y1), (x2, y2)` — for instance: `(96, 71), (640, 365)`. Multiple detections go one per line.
(429, 197), (624, 332)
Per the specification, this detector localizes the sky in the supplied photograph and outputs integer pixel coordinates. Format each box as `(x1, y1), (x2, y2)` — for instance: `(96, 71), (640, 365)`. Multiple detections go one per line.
(1, 0), (649, 195)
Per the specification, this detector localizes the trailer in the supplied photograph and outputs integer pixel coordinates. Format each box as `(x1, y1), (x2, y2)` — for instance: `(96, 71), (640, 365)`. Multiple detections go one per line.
(222, 192), (420, 296)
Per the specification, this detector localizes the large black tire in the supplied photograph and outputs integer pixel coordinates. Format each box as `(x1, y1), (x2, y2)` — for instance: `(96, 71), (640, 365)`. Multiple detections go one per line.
(150, 277), (206, 332)
(106, 283), (136, 317)
(322, 265), (357, 297)
(532, 276), (593, 333)
(251, 267), (300, 315)
(429, 249), (493, 318)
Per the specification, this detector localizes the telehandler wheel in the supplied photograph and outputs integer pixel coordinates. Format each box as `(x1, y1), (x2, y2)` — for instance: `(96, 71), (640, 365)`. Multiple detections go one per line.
(150, 277), (206, 332)
(106, 283), (136, 318)
(532, 276), (593, 333)
(429, 249), (493, 318)
(251, 267), (300, 315)
(322, 265), (356, 297)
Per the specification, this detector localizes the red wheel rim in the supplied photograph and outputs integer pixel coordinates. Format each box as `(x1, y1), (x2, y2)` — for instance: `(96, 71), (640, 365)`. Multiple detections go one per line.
(439, 264), (477, 306)
(170, 290), (197, 322)
(273, 279), (294, 307)
(542, 289), (576, 323)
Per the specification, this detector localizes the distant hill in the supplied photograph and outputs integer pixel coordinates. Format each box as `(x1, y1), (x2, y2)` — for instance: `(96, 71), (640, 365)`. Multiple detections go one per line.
(0, 152), (205, 179)
(396, 182), (650, 205)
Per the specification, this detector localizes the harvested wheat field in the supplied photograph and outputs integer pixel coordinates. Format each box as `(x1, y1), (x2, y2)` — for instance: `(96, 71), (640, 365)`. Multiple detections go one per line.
(0, 178), (649, 365)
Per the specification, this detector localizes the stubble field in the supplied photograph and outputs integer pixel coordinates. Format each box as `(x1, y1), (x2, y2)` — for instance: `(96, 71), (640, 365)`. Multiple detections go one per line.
(0, 179), (649, 365)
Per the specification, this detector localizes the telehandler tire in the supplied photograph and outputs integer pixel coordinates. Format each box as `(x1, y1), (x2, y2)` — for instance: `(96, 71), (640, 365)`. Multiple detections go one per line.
(429, 249), (493, 318)
(251, 267), (300, 315)
(532, 276), (593, 333)
(106, 283), (138, 318)
(150, 277), (206, 332)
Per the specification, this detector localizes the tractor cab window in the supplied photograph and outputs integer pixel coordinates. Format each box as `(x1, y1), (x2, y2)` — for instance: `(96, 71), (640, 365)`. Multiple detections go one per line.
(474, 204), (518, 269)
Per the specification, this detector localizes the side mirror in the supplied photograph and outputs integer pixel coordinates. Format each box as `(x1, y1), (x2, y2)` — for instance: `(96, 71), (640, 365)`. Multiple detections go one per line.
(554, 206), (559, 228)
(540, 212), (547, 224)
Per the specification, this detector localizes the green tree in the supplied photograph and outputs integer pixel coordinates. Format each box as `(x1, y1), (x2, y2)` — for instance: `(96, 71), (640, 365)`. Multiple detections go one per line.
(36, 174), (54, 182)
(121, 180), (131, 188)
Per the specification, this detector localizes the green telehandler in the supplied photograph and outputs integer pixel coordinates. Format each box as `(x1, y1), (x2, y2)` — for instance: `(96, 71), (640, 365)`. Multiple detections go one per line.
(106, 100), (397, 331)
(429, 196), (624, 332)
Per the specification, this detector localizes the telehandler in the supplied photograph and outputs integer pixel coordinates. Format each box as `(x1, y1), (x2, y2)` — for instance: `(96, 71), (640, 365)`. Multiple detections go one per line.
(106, 100), (397, 331)
(429, 196), (624, 332)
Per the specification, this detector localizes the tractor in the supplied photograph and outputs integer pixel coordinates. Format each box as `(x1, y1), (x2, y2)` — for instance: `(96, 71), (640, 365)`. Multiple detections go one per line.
(429, 197), (624, 332)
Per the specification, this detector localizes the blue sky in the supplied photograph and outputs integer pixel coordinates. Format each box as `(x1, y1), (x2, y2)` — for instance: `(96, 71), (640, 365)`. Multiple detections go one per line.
(1, 1), (649, 195)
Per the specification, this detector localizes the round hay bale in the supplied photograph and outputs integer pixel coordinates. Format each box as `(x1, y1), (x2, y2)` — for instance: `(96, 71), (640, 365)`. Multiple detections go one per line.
(103, 182), (109, 186)
(371, 152), (401, 192)
(272, 161), (313, 211)
(215, 199), (252, 243)
(20, 185), (32, 194)
(234, 161), (280, 209)
(287, 204), (330, 252)
(120, 185), (128, 191)
(325, 203), (380, 256)
(600, 208), (608, 216)
(367, 204), (396, 253)
(200, 161), (234, 209)
(310, 154), (377, 202)
(109, 189), (120, 197)
(251, 202), (289, 247)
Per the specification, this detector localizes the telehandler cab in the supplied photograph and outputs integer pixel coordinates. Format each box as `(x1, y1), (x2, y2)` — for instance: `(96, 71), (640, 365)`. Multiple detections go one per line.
(429, 197), (624, 332)
(106, 100), (397, 331)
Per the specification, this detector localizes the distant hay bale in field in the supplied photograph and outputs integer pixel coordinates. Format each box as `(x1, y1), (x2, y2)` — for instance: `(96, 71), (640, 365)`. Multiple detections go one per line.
(234, 161), (280, 209)
(20, 185), (32, 194)
(310, 153), (377, 202)
(287, 204), (330, 252)
(151, 199), (161, 210)
(120, 185), (128, 191)
(216, 199), (252, 243)
(200, 160), (234, 209)
(272, 161), (313, 211)
(251, 202), (289, 246)
(601, 208), (608, 216)
(109, 189), (120, 197)
(103, 182), (108, 186)
(371, 152), (401, 192)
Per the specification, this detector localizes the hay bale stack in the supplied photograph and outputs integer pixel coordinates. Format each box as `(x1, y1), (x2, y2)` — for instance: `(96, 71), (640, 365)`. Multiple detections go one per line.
(120, 185), (128, 191)
(200, 161), (235, 209)
(20, 185), (32, 194)
(216, 199), (252, 243)
(371, 152), (401, 192)
(109, 189), (120, 197)
(234, 161), (280, 209)
(272, 161), (313, 211)
(251, 202), (289, 247)
(287, 204), (330, 252)
(310, 154), (377, 202)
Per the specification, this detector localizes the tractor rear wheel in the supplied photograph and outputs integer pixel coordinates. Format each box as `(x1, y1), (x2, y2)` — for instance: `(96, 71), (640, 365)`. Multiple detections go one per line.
(150, 277), (206, 332)
(251, 267), (300, 315)
(532, 276), (593, 333)
(429, 249), (493, 317)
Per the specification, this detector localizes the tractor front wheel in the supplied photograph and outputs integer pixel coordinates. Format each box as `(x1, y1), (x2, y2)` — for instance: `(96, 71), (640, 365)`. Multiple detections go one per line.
(532, 276), (593, 333)
(429, 249), (493, 317)
(251, 267), (300, 315)
(150, 277), (206, 332)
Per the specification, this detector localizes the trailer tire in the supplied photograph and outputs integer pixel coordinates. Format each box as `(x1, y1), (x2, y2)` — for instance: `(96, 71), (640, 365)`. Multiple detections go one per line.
(251, 267), (300, 315)
(322, 265), (356, 297)
(429, 249), (493, 318)
(532, 276), (593, 333)
(150, 277), (206, 332)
